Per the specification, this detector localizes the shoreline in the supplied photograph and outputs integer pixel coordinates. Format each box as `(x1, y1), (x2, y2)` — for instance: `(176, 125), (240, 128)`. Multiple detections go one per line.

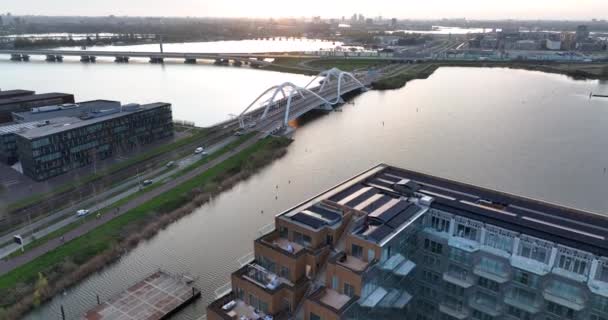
(1, 136), (291, 319)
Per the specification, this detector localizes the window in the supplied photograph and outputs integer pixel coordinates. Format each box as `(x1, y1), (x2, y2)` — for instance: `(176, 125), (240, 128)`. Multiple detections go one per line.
(445, 282), (464, 296)
(448, 264), (468, 281)
(477, 277), (499, 292)
(513, 269), (539, 288)
(422, 270), (441, 284)
(423, 254), (442, 270)
(280, 265), (290, 279)
(592, 295), (608, 314)
(331, 275), (339, 290)
(483, 229), (514, 253)
(597, 264), (608, 282)
(424, 239), (443, 254)
(507, 306), (532, 320)
(449, 248), (471, 265)
(279, 226), (288, 238)
(344, 282), (355, 297)
(352, 244), (363, 259)
(557, 253), (589, 275)
(519, 242), (548, 263)
(478, 257), (504, 276)
(294, 232), (311, 247)
(591, 315), (608, 320)
(546, 301), (575, 319)
(455, 224), (478, 240)
(508, 287), (536, 305)
(473, 291), (497, 309)
(546, 280), (584, 305)
(431, 215), (450, 232)
(310, 312), (321, 320)
(472, 309), (494, 320)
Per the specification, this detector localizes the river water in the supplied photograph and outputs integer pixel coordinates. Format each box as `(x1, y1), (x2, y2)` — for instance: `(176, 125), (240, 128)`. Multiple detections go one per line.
(2, 51), (607, 319)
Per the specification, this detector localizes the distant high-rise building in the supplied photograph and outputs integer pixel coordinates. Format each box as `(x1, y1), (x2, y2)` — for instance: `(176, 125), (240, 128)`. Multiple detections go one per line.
(390, 18), (397, 27)
(576, 25), (590, 43)
(351, 14), (358, 23)
(358, 14), (365, 22)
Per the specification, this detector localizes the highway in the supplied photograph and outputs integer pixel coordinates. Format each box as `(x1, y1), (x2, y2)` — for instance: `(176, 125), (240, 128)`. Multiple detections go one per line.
(0, 135), (238, 258)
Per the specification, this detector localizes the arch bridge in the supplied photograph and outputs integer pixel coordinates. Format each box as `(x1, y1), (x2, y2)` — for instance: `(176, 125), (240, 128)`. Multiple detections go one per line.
(237, 68), (367, 131)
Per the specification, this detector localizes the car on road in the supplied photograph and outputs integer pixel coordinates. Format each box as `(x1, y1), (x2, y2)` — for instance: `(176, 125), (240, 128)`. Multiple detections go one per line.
(142, 179), (153, 186)
(194, 147), (204, 154)
(166, 161), (175, 168)
(247, 122), (257, 128)
(76, 209), (90, 217)
(234, 130), (244, 136)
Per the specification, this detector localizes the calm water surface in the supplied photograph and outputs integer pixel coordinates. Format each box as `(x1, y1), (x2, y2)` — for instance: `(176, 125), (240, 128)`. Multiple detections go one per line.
(9, 65), (608, 319)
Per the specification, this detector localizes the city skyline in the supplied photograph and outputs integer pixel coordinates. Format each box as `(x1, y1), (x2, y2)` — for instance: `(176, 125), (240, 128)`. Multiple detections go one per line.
(2, 0), (607, 20)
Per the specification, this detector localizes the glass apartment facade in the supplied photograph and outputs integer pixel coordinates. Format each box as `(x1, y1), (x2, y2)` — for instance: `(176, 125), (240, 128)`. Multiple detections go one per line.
(16, 103), (173, 181)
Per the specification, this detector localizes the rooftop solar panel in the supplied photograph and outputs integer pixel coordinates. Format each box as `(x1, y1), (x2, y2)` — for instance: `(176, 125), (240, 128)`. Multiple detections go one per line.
(386, 205), (422, 229)
(362, 195), (392, 213)
(308, 205), (341, 222)
(378, 201), (412, 223)
(291, 212), (327, 229)
(368, 225), (395, 242)
(329, 183), (366, 203)
(346, 188), (379, 207)
(369, 178), (393, 189)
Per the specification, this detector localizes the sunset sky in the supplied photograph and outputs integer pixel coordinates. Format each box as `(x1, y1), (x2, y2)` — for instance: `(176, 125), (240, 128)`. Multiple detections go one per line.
(3, 0), (605, 20)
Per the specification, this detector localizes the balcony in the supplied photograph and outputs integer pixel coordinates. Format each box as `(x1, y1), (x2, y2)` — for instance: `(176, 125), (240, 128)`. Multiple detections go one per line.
(257, 230), (305, 256)
(473, 265), (509, 284)
(503, 295), (541, 314)
(443, 272), (475, 289)
(335, 252), (370, 273)
(438, 302), (469, 320)
(308, 286), (358, 315)
(208, 292), (288, 320)
(510, 255), (551, 276)
(542, 289), (585, 312)
(236, 263), (293, 292)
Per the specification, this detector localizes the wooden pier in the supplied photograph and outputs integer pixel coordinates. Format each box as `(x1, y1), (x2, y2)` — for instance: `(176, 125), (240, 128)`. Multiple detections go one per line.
(84, 271), (200, 320)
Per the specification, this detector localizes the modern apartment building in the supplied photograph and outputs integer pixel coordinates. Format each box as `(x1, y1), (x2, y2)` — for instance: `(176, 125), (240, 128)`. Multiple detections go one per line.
(207, 164), (608, 320)
(14, 102), (173, 181)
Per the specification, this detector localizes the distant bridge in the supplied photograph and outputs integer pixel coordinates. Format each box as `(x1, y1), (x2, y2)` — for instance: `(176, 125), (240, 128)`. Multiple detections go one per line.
(0, 49), (321, 64)
(238, 68), (369, 133)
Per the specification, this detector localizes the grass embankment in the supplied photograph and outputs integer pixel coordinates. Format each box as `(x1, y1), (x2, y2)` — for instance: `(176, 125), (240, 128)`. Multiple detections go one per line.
(372, 63), (440, 90)
(5, 128), (210, 214)
(0, 135), (292, 319)
(262, 57), (318, 75)
(306, 58), (391, 72)
(7, 133), (255, 259)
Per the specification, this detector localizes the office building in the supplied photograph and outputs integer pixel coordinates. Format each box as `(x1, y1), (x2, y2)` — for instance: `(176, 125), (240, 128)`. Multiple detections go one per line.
(0, 92), (74, 123)
(576, 25), (590, 43)
(11, 102), (172, 181)
(208, 164), (608, 320)
(0, 89), (35, 99)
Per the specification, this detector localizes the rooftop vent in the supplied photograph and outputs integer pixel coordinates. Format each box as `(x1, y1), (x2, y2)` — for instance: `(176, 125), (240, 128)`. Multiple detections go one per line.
(393, 179), (420, 196)
(35, 120), (51, 127)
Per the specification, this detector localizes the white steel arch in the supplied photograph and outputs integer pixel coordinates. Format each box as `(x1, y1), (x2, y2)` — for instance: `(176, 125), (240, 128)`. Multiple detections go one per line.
(238, 68), (365, 129)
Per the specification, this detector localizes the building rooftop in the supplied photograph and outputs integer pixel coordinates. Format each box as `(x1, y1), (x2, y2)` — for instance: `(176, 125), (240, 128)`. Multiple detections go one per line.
(0, 121), (43, 136)
(0, 92), (73, 106)
(0, 89), (35, 99)
(16, 102), (170, 140)
(277, 164), (608, 256)
(12, 100), (120, 122)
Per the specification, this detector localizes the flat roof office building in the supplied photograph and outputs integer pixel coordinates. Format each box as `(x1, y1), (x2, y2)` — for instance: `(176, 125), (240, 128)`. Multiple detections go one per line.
(13, 102), (173, 181)
(207, 164), (608, 320)
(0, 89), (35, 99)
(0, 92), (75, 123)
